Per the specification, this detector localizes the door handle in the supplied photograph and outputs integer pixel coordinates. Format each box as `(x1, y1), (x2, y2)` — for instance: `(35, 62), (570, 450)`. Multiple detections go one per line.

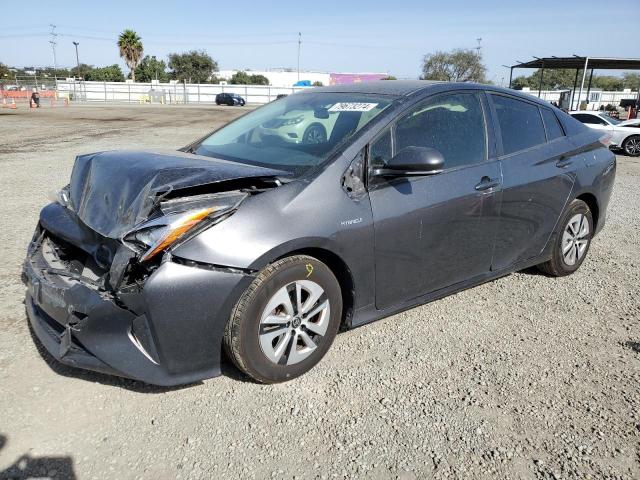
(556, 156), (573, 168)
(475, 176), (501, 191)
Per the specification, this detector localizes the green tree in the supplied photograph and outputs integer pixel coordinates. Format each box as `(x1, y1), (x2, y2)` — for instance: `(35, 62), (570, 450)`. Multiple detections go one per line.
(420, 49), (486, 83)
(229, 71), (269, 85)
(229, 71), (251, 84)
(40, 66), (71, 78)
(591, 75), (624, 91)
(622, 72), (640, 91)
(117, 29), (143, 82)
(0, 62), (13, 80)
(249, 74), (269, 85)
(168, 50), (217, 83)
(134, 55), (169, 82)
(512, 69), (578, 90)
(381, 75), (397, 80)
(312, 80), (324, 86)
(70, 63), (93, 80)
(86, 65), (125, 82)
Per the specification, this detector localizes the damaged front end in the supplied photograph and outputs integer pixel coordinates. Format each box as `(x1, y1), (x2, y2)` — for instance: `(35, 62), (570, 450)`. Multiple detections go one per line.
(23, 150), (286, 385)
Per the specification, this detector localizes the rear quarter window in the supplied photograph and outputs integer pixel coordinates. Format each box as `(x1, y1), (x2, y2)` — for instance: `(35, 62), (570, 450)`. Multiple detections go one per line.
(541, 108), (565, 141)
(556, 110), (588, 136)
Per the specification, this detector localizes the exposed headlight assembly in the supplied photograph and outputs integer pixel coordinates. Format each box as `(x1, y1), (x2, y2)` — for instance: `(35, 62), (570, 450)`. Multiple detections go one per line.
(124, 191), (247, 261)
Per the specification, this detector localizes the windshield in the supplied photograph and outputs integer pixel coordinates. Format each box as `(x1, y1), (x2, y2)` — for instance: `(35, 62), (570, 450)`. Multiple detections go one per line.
(195, 92), (394, 177)
(599, 113), (621, 125)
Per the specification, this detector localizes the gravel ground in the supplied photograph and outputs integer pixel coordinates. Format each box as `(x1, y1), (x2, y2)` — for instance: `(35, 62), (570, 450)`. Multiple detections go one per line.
(1, 104), (639, 480)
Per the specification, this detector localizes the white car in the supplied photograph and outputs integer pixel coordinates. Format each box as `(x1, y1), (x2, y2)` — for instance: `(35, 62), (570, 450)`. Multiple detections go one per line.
(570, 111), (640, 157)
(257, 103), (386, 145)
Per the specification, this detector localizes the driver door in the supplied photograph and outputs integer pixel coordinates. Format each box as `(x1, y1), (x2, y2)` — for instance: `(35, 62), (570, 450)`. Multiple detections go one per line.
(369, 91), (502, 310)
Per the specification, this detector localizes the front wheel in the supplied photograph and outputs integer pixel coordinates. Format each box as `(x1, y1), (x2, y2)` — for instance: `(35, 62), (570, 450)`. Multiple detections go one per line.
(623, 135), (640, 157)
(224, 255), (342, 383)
(537, 199), (593, 276)
(302, 123), (327, 144)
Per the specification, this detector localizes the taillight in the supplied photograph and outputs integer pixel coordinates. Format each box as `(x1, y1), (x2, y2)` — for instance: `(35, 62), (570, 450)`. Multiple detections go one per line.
(599, 133), (612, 147)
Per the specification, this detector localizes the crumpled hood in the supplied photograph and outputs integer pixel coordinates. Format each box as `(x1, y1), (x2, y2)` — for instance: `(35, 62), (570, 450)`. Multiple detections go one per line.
(69, 150), (286, 239)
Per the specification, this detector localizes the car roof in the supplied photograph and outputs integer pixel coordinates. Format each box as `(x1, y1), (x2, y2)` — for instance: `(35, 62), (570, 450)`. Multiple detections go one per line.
(569, 111), (601, 115)
(304, 81), (562, 108)
(310, 80), (443, 96)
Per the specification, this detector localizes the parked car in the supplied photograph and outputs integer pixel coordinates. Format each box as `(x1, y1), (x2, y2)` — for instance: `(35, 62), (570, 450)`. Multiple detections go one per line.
(617, 118), (640, 128)
(570, 111), (640, 156)
(215, 93), (245, 106)
(23, 82), (616, 386)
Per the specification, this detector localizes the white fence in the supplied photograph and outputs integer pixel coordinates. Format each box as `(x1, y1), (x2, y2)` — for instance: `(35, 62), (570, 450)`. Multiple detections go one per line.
(521, 88), (638, 111)
(55, 80), (640, 110)
(56, 80), (308, 105)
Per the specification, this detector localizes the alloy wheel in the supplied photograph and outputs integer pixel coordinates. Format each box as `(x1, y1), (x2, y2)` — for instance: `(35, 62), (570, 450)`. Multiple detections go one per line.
(303, 126), (326, 144)
(258, 280), (330, 365)
(561, 213), (590, 266)
(625, 137), (640, 156)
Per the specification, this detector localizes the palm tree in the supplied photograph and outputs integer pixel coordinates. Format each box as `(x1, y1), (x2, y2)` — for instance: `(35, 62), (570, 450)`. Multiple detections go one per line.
(117, 29), (143, 82)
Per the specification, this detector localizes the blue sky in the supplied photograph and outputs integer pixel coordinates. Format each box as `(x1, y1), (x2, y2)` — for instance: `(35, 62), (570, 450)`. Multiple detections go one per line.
(2, 0), (639, 83)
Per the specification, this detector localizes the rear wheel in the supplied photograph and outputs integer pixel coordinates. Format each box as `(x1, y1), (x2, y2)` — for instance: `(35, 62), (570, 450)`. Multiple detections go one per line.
(623, 135), (640, 157)
(537, 199), (593, 276)
(224, 255), (342, 383)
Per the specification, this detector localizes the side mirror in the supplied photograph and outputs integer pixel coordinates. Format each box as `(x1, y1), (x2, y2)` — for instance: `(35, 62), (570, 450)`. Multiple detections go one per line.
(373, 146), (444, 177)
(314, 108), (330, 119)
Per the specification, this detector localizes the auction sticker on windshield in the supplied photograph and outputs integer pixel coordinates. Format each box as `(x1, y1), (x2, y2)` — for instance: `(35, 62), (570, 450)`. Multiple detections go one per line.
(328, 102), (378, 112)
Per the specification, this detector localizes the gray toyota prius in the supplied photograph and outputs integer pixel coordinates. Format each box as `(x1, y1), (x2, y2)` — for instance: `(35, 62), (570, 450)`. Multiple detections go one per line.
(23, 81), (616, 385)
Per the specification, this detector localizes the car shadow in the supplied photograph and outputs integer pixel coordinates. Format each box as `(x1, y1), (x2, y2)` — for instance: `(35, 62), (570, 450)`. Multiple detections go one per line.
(26, 319), (203, 393)
(0, 434), (76, 480)
(518, 266), (550, 277)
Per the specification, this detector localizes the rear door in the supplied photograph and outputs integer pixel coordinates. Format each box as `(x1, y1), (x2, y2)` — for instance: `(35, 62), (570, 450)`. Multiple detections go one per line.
(369, 91), (502, 310)
(489, 94), (578, 270)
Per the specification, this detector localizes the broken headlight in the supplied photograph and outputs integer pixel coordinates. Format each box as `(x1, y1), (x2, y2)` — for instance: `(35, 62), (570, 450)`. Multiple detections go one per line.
(124, 191), (248, 262)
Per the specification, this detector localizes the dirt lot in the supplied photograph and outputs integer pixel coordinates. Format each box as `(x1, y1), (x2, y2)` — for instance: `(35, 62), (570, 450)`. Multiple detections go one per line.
(1, 104), (639, 480)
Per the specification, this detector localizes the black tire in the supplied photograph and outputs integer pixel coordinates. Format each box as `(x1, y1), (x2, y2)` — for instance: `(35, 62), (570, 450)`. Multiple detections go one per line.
(224, 255), (342, 383)
(537, 199), (593, 276)
(302, 123), (327, 144)
(622, 135), (640, 157)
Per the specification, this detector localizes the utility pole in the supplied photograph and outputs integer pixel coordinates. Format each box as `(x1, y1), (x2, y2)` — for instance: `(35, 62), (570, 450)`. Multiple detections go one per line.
(297, 32), (301, 82)
(476, 38), (482, 58)
(49, 24), (58, 88)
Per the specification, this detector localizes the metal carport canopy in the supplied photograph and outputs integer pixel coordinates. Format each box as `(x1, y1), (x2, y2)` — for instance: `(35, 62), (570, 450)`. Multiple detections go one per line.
(511, 57), (640, 70)
(507, 56), (640, 110)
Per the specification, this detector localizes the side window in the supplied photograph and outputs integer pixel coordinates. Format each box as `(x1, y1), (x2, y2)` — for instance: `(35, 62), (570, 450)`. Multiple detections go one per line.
(573, 113), (606, 125)
(491, 95), (546, 155)
(541, 108), (565, 141)
(394, 92), (486, 169)
(369, 128), (392, 168)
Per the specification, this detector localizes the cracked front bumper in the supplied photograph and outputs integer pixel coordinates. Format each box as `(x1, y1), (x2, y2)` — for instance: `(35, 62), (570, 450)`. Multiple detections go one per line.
(23, 232), (253, 386)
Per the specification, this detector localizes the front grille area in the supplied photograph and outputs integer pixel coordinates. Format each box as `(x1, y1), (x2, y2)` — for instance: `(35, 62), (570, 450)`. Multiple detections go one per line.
(40, 232), (109, 288)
